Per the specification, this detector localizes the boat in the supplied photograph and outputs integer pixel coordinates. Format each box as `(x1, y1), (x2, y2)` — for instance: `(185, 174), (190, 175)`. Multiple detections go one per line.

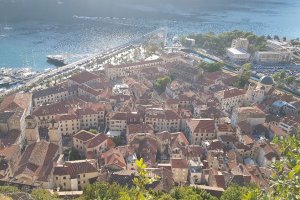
(47, 55), (67, 66)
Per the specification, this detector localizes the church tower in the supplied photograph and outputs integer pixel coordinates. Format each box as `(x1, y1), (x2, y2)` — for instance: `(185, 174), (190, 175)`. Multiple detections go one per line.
(48, 119), (62, 153)
(25, 115), (39, 144)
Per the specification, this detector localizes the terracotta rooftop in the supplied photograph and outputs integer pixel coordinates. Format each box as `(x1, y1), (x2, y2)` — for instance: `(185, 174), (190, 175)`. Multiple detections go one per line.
(110, 112), (141, 122)
(56, 114), (78, 121)
(171, 158), (188, 169)
(0, 93), (32, 112)
(73, 130), (95, 142)
(0, 129), (21, 147)
(54, 160), (98, 178)
(127, 123), (154, 134)
(69, 71), (100, 84)
(237, 121), (252, 134)
(146, 110), (181, 120)
(84, 133), (115, 149)
(32, 86), (67, 99)
(32, 98), (84, 116)
(222, 88), (245, 99)
(15, 141), (59, 179)
(217, 123), (234, 132)
(235, 107), (266, 118)
(187, 118), (215, 133)
(101, 148), (126, 169)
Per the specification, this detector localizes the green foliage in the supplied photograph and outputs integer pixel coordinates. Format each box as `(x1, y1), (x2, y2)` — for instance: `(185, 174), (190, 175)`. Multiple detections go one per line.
(272, 70), (296, 86)
(170, 187), (218, 200)
(234, 63), (252, 88)
(112, 136), (122, 146)
(154, 76), (172, 94)
(81, 182), (132, 200)
(88, 128), (98, 134)
(0, 96), (4, 104)
(158, 194), (175, 200)
(198, 62), (224, 72)
(133, 158), (156, 200)
(269, 133), (300, 199)
(144, 44), (160, 57)
(285, 76), (296, 85)
(244, 132), (300, 200)
(0, 186), (20, 193)
(220, 184), (253, 200)
(188, 30), (267, 56)
(69, 148), (82, 161)
(31, 189), (60, 200)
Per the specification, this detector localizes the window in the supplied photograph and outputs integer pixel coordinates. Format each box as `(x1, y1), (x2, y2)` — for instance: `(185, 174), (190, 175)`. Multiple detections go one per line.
(63, 177), (66, 179)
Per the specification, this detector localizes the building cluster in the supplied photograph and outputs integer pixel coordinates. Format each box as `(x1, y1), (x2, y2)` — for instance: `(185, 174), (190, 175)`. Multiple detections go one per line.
(227, 38), (292, 64)
(0, 50), (299, 197)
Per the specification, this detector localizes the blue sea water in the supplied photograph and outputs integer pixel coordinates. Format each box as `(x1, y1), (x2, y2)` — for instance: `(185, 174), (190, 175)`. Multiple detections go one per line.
(0, 0), (300, 71)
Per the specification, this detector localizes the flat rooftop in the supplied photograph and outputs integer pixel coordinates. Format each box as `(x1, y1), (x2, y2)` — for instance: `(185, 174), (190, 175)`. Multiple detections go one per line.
(227, 48), (249, 55)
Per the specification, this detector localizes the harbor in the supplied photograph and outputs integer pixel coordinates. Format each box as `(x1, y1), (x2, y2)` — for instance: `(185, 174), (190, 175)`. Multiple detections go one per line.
(0, 28), (166, 96)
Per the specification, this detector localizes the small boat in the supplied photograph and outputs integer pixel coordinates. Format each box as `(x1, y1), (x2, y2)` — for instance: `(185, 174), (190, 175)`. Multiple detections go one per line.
(47, 55), (67, 66)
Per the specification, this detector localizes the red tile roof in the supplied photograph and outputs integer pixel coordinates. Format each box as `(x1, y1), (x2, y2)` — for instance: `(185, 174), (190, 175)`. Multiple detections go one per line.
(84, 133), (115, 149)
(187, 118), (215, 133)
(171, 158), (188, 169)
(222, 88), (245, 99)
(73, 130), (95, 142)
(127, 124), (154, 134)
(101, 148), (126, 169)
(0, 93), (32, 112)
(54, 160), (98, 178)
(56, 114), (78, 121)
(146, 110), (181, 120)
(69, 71), (100, 84)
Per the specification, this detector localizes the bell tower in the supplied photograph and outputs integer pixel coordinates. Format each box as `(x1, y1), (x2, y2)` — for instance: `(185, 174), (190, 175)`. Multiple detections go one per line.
(48, 119), (62, 153)
(25, 115), (39, 144)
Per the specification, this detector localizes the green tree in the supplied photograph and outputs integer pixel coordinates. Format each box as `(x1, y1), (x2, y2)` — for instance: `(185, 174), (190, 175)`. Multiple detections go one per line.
(187, 30), (267, 56)
(0, 186), (20, 193)
(285, 76), (296, 85)
(245, 132), (300, 200)
(170, 187), (218, 200)
(221, 185), (252, 200)
(112, 136), (122, 146)
(88, 128), (98, 134)
(158, 194), (175, 200)
(154, 76), (172, 94)
(31, 189), (59, 200)
(234, 63), (252, 88)
(198, 62), (224, 72)
(279, 70), (286, 79)
(69, 148), (82, 161)
(81, 182), (130, 200)
(133, 158), (155, 200)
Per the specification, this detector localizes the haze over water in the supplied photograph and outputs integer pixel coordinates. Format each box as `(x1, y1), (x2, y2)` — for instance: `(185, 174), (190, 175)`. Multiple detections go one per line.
(0, 0), (300, 70)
